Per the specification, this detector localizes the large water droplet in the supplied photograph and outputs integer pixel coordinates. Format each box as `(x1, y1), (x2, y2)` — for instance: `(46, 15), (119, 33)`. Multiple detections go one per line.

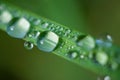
(7, 17), (30, 39)
(37, 31), (59, 52)
(24, 41), (34, 50)
(77, 35), (95, 51)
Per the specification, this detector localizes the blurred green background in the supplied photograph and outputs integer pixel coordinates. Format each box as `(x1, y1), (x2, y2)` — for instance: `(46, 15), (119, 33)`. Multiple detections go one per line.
(0, 0), (120, 80)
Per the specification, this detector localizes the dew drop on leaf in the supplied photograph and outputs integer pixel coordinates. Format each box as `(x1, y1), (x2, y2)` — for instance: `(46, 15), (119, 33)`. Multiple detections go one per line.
(24, 41), (34, 50)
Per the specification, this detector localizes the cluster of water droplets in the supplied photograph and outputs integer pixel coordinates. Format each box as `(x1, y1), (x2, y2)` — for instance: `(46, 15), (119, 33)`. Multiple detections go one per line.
(1, 3), (120, 75)
(39, 21), (72, 38)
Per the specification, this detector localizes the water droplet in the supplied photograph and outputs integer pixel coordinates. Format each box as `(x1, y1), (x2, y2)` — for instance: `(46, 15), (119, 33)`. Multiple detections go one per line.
(96, 51), (108, 66)
(59, 42), (65, 49)
(37, 31), (59, 52)
(71, 46), (74, 49)
(80, 54), (85, 59)
(72, 35), (78, 41)
(33, 19), (41, 25)
(104, 76), (111, 80)
(67, 46), (71, 50)
(64, 33), (68, 37)
(0, 10), (12, 23)
(58, 32), (62, 35)
(67, 51), (78, 59)
(28, 31), (40, 39)
(41, 22), (49, 28)
(65, 29), (71, 34)
(59, 27), (64, 31)
(77, 35), (95, 51)
(67, 46), (74, 50)
(96, 34), (113, 48)
(7, 17), (30, 39)
(55, 26), (63, 32)
(24, 41), (34, 50)
(99, 34), (113, 42)
(56, 26), (60, 29)
(106, 34), (112, 42)
(48, 26), (55, 31)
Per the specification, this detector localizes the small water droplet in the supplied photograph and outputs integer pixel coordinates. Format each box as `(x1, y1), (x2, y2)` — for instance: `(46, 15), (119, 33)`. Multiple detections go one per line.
(65, 29), (71, 34)
(99, 34), (113, 42)
(33, 19), (41, 25)
(67, 46), (71, 50)
(24, 41), (34, 50)
(80, 54), (85, 59)
(96, 34), (113, 48)
(59, 42), (65, 49)
(59, 27), (64, 31)
(67, 46), (74, 50)
(28, 31), (40, 39)
(58, 32), (62, 35)
(72, 35), (78, 41)
(56, 26), (60, 29)
(104, 76), (111, 80)
(106, 34), (112, 42)
(67, 51), (78, 59)
(41, 22), (49, 28)
(64, 33), (68, 37)
(71, 46), (74, 49)
(49, 26), (55, 31)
